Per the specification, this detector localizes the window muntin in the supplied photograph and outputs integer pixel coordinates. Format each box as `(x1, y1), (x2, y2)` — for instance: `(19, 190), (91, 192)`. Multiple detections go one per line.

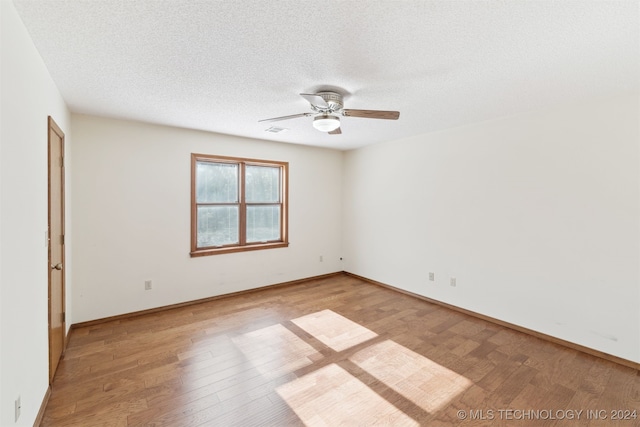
(191, 154), (288, 256)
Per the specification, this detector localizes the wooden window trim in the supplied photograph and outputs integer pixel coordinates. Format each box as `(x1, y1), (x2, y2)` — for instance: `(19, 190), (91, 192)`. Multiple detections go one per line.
(190, 154), (289, 257)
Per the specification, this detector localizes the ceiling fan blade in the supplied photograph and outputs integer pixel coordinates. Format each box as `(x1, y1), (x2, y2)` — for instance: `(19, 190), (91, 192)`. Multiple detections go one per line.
(328, 127), (342, 135)
(300, 93), (329, 108)
(258, 112), (312, 123)
(342, 109), (400, 120)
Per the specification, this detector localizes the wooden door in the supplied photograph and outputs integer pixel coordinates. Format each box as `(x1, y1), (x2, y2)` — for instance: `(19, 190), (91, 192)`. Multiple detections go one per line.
(48, 116), (66, 383)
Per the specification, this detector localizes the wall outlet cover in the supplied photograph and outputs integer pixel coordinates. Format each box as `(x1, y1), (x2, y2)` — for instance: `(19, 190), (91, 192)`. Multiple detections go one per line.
(15, 396), (21, 422)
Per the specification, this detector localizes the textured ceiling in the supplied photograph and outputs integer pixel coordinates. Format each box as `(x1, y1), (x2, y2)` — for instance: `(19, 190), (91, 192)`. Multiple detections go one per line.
(12, 0), (639, 150)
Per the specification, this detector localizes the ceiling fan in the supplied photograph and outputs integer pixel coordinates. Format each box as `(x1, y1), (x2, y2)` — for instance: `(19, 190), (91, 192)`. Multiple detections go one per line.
(259, 91), (400, 135)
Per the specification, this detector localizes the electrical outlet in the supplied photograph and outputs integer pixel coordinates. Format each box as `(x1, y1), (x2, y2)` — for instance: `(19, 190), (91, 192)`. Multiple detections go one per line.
(319, 255), (323, 262)
(429, 272), (435, 281)
(15, 396), (21, 422)
(144, 280), (152, 290)
(450, 277), (457, 287)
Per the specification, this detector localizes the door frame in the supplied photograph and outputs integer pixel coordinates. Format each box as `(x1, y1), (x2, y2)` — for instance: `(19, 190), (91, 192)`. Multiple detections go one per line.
(48, 116), (66, 383)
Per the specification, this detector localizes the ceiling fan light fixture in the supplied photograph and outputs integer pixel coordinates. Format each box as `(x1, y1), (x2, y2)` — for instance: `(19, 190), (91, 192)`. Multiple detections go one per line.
(312, 115), (340, 132)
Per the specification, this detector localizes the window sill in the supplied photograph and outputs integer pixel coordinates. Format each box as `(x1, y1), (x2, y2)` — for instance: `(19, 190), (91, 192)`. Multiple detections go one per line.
(190, 241), (289, 257)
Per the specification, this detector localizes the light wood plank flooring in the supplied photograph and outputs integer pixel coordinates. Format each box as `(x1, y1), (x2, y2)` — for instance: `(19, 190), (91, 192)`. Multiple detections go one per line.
(42, 274), (639, 426)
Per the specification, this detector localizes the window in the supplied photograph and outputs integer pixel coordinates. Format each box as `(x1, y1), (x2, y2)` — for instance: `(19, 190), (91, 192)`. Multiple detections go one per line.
(191, 154), (288, 257)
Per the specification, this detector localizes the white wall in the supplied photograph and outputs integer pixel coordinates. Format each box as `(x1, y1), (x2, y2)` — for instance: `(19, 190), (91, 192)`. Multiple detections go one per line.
(1, 1), (71, 425)
(343, 94), (640, 363)
(71, 114), (343, 323)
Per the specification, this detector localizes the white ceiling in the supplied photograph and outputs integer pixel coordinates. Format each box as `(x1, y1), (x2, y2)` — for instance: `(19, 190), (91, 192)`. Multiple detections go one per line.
(12, 0), (639, 150)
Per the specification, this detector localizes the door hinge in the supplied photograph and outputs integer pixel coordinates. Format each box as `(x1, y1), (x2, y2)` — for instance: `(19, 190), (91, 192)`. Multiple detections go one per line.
(60, 235), (64, 245)
(60, 156), (64, 168)
(61, 312), (65, 323)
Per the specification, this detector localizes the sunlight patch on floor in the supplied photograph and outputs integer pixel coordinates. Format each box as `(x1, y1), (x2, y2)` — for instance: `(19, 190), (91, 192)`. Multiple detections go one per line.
(232, 324), (320, 379)
(245, 312), (471, 424)
(350, 339), (472, 412)
(276, 363), (419, 426)
(292, 309), (378, 351)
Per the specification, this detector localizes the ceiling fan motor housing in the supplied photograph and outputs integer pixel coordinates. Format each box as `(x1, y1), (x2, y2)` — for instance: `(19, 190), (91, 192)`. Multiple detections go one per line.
(315, 92), (344, 113)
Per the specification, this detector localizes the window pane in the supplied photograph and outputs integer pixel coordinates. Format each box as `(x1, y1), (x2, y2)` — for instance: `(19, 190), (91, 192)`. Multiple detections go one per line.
(246, 165), (280, 203)
(197, 206), (239, 247)
(196, 162), (238, 203)
(246, 205), (280, 242)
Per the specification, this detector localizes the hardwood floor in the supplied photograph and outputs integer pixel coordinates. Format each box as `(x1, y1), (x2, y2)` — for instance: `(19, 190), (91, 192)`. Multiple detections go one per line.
(43, 274), (639, 426)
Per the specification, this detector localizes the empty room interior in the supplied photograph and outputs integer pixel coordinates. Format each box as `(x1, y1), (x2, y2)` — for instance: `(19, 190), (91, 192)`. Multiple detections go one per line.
(1, 1), (639, 426)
